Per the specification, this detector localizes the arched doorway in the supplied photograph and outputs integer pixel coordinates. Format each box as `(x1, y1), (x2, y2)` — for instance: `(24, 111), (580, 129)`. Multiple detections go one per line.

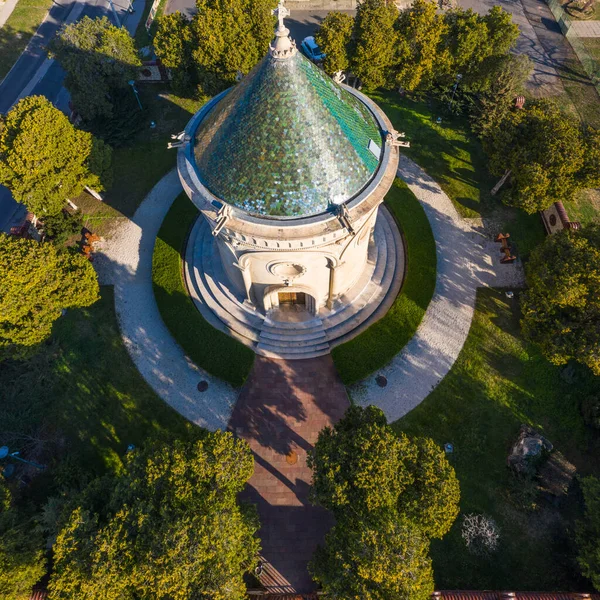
(264, 285), (318, 317)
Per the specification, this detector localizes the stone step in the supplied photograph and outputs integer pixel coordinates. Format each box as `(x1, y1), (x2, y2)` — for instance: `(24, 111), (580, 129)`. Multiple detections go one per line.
(188, 220), (261, 344)
(256, 340), (330, 355)
(183, 220), (236, 338)
(198, 223), (265, 330)
(259, 329), (328, 343)
(321, 213), (394, 332)
(263, 315), (324, 330)
(255, 347), (331, 360)
(181, 204), (405, 360)
(323, 209), (402, 344)
(258, 333), (328, 348)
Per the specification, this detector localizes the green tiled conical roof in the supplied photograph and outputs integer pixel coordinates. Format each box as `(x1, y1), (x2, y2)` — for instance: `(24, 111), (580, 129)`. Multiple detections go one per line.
(193, 50), (383, 218)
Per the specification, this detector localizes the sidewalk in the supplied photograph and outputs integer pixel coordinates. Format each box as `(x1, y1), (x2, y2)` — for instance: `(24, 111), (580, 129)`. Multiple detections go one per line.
(0, 0), (19, 29)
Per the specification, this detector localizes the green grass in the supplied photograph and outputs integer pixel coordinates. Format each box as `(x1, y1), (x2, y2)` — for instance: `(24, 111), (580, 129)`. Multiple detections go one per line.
(564, 188), (600, 225)
(370, 91), (492, 219)
(332, 180), (436, 385)
(152, 193), (254, 387)
(0, 0), (54, 81)
(556, 57), (600, 128)
(394, 288), (600, 591)
(369, 92), (547, 259)
(583, 37), (600, 63)
(0, 287), (198, 487)
(98, 87), (203, 219)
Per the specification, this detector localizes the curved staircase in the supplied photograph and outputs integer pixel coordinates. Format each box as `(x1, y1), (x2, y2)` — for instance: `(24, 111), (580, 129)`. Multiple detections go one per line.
(183, 205), (405, 360)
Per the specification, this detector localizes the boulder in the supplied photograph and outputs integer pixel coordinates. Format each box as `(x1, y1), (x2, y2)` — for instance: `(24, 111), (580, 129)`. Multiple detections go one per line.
(507, 425), (553, 476)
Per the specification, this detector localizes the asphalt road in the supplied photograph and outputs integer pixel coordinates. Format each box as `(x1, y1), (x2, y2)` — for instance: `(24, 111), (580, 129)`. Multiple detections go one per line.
(0, 0), (77, 114)
(0, 0), (145, 232)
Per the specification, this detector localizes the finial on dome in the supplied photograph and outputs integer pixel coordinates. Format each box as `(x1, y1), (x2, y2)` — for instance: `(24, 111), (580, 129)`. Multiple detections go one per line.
(273, 0), (290, 31)
(270, 0), (297, 60)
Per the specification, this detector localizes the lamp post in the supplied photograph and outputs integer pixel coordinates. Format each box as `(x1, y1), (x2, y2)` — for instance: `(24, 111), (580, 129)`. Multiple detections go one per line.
(128, 79), (143, 110)
(0, 446), (46, 471)
(448, 73), (463, 111)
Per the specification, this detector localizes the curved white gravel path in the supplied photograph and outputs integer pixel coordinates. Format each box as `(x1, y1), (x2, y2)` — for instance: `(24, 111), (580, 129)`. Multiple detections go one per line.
(351, 156), (524, 421)
(94, 169), (238, 431)
(95, 158), (523, 430)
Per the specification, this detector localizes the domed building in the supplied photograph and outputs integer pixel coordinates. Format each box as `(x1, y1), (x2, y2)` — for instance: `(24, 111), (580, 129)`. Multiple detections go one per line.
(177, 3), (406, 359)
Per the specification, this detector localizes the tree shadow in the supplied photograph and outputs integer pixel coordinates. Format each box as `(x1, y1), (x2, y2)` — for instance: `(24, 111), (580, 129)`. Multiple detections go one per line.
(228, 354), (349, 593)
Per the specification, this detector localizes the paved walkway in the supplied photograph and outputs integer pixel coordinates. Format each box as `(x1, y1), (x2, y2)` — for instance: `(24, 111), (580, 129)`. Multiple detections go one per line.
(458, 0), (567, 97)
(351, 156), (524, 421)
(570, 20), (600, 37)
(228, 355), (349, 594)
(94, 169), (238, 431)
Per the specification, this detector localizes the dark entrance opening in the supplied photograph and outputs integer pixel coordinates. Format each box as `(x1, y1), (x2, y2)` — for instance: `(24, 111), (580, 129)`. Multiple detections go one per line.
(278, 291), (306, 305)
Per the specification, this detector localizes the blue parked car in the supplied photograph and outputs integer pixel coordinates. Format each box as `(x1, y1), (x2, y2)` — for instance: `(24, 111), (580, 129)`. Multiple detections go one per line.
(300, 36), (325, 63)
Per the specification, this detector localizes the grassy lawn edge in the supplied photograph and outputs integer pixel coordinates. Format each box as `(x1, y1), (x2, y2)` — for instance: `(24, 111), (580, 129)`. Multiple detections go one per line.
(332, 179), (436, 385)
(152, 193), (254, 387)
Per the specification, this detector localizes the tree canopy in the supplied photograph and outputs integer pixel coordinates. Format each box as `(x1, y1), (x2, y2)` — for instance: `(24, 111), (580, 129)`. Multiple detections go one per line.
(351, 0), (399, 90)
(154, 12), (196, 93)
(315, 12), (354, 77)
(484, 101), (599, 213)
(394, 0), (448, 92)
(308, 406), (459, 599)
(0, 234), (99, 361)
(154, 0), (275, 96)
(576, 476), (600, 591)
(0, 481), (46, 600)
(521, 224), (600, 375)
(311, 515), (434, 600)
(50, 16), (141, 121)
(48, 434), (260, 600)
(0, 96), (111, 216)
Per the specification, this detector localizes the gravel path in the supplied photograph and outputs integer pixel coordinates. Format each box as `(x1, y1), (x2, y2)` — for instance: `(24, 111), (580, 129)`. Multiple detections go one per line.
(351, 156), (524, 421)
(94, 169), (238, 431)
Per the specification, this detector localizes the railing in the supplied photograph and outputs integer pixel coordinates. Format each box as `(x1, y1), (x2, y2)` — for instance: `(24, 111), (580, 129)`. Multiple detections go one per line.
(546, 0), (600, 92)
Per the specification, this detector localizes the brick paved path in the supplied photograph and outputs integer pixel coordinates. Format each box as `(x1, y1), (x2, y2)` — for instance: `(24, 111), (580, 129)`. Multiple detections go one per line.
(228, 355), (349, 594)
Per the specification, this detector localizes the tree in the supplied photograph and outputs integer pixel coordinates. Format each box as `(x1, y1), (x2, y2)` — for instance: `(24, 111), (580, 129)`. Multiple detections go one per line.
(308, 405), (417, 517)
(398, 436), (460, 539)
(352, 0), (399, 90)
(436, 6), (518, 93)
(191, 0), (274, 96)
(521, 224), (600, 375)
(394, 0), (448, 92)
(0, 234), (99, 361)
(154, 12), (196, 94)
(50, 16), (141, 121)
(49, 434), (260, 600)
(308, 406), (459, 598)
(484, 5), (520, 56)
(310, 516), (434, 600)
(42, 210), (83, 245)
(309, 406), (459, 528)
(576, 476), (600, 591)
(0, 481), (46, 600)
(469, 54), (532, 138)
(315, 12), (354, 77)
(484, 100), (587, 213)
(0, 96), (112, 216)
